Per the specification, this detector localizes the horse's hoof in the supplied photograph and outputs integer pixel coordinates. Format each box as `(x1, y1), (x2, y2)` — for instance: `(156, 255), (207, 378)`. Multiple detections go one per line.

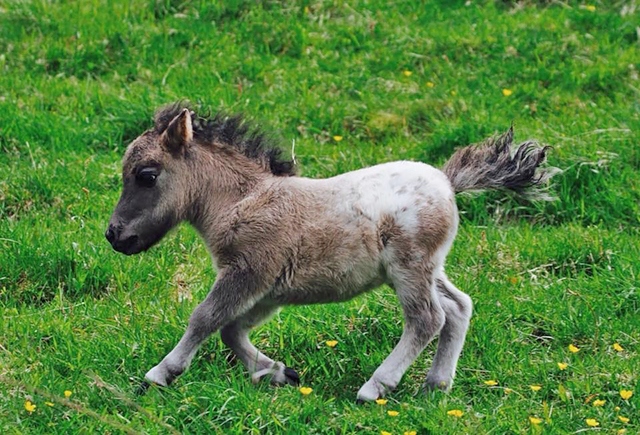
(422, 375), (451, 393)
(356, 378), (386, 402)
(135, 381), (151, 396)
(283, 367), (300, 386)
(252, 364), (301, 386)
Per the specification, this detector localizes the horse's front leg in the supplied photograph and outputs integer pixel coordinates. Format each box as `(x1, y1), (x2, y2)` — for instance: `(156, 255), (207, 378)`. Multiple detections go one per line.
(144, 267), (262, 387)
(220, 303), (300, 386)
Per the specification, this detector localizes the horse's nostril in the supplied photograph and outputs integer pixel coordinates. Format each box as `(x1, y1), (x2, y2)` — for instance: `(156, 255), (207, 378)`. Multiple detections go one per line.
(105, 226), (116, 244)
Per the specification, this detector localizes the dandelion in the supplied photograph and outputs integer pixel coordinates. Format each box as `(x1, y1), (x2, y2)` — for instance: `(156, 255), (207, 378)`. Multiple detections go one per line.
(618, 430), (627, 435)
(375, 398), (388, 405)
(618, 416), (630, 423)
(426, 81), (435, 88)
(530, 385), (542, 392)
(592, 399), (605, 407)
(333, 135), (343, 142)
(620, 389), (633, 400)
(484, 380), (498, 386)
(45, 402), (54, 407)
(614, 406), (621, 411)
(502, 88), (513, 97)
(557, 362), (568, 370)
(447, 409), (464, 417)
(299, 387), (313, 395)
(585, 5), (596, 12)
(529, 416), (543, 425)
(613, 343), (624, 352)
(325, 340), (338, 348)
(64, 390), (72, 398)
(568, 344), (580, 353)
(24, 400), (36, 413)
(387, 410), (399, 417)
(404, 431), (417, 435)
(381, 431), (392, 435)
(586, 418), (599, 427)
(403, 70), (412, 77)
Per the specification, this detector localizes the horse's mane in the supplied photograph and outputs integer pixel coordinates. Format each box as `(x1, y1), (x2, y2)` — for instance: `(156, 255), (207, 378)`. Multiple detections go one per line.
(153, 103), (296, 177)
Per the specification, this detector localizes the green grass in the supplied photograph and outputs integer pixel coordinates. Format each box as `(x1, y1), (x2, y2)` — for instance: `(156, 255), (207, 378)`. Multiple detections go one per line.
(1, 0), (638, 433)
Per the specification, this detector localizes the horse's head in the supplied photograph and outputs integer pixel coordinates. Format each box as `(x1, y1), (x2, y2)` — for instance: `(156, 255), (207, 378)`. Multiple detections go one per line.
(106, 108), (193, 255)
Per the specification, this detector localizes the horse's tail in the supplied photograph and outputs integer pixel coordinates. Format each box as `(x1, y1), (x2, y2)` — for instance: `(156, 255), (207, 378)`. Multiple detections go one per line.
(442, 126), (559, 199)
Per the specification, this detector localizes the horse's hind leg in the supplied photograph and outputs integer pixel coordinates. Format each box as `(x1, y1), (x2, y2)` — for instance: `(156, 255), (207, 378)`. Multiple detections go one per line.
(356, 265), (445, 402)
(220, 303), (300, 386)
(424, 273), (472, 391)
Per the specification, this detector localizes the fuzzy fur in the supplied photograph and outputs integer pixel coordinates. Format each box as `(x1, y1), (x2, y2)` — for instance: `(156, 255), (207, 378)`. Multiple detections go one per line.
(443, 126), (555, 197)
(106, 105), (554, 401)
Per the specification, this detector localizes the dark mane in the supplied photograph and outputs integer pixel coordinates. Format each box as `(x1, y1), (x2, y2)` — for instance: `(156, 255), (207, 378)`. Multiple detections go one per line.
(153, 103), (296, 177)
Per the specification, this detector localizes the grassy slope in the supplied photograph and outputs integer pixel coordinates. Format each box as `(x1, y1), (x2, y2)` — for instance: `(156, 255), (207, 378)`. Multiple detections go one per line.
(0, 0), (638, 433)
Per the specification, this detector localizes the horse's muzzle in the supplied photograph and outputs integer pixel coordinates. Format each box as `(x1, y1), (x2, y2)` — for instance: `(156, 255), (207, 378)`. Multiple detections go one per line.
(106, 225), (140, 255)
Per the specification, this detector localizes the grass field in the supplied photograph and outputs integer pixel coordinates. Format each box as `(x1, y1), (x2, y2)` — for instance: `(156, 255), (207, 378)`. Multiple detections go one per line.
(1, 0), (638, 433)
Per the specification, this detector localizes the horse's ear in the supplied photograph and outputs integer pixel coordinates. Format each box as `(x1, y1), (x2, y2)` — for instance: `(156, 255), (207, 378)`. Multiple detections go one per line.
(161, 108), (193, 153)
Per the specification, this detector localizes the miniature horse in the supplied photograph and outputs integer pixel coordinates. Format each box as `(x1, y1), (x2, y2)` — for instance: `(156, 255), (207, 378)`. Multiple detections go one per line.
(106, 104), (552, 401)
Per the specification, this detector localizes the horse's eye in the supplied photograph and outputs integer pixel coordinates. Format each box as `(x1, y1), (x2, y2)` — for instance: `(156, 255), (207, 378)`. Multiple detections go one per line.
(136, 167), (159, 188)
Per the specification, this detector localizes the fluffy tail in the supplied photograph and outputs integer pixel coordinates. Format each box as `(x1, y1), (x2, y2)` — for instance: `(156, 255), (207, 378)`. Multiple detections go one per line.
(442, 127), (557, 199)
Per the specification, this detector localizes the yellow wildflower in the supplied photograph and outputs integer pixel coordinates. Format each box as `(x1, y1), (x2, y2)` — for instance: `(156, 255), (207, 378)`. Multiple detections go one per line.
(615, 406), (621, 411)
(404, 432), (417, 435)
(530, 385), (542, 392)
(24, 400), (36, 413)
(557, 362), (568, 370)
(45, 401), (54, 407)
(613, 343), (624, 352)
(325, 340), (338, 348)
(529, 416), (543, 425)
(568, 344), (580, 353)
(64, 390), (72, 398)
(484, 380), (498, 386)
(620, 389), (633, 400)
(387, 410), (399, 417)
(585, 418), (599, 427)
(502, 88), (513, 97)
(426, 81), (435, 88)
(618, 429), (627, 435)
(333, 135), (343, 142)
(592, 399), (605, 407)
(585, 5), (596, 12)
(618, 416), (630, 423)
(403, 70), (412, 77)
(447, 409), (464, 417)
(375, 399), (388, 405)
(299, 387), (313, 395)
(381, 432), (392, 435)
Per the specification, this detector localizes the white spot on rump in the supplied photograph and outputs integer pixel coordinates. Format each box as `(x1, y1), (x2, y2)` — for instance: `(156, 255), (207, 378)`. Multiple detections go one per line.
(325, 161), (453, 233)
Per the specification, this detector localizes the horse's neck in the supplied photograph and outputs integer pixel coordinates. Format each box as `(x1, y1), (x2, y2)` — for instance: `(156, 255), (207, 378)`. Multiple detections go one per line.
(187, 155), (274, 254)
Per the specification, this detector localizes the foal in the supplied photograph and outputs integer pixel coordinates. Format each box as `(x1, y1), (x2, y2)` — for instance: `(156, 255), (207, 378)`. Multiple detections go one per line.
(106, 104), (552, 401)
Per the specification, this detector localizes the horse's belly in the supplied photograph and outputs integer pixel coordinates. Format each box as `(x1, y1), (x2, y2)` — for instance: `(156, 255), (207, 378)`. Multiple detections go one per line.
(268, 262), (386, 305)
